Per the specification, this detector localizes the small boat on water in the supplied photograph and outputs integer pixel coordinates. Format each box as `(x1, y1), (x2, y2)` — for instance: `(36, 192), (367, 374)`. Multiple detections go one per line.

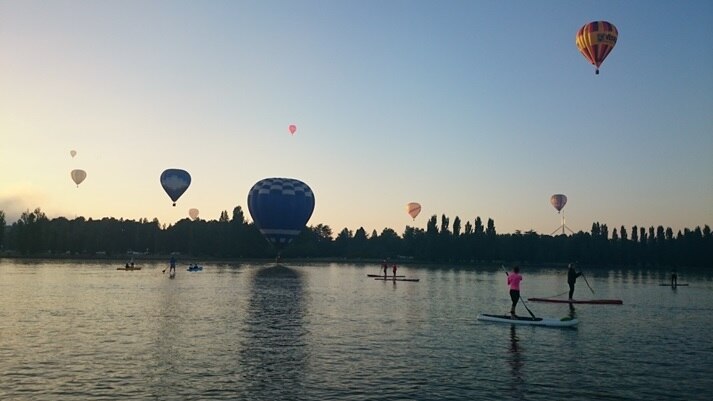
(187, 265), (203, 272)
(528, 297), (622, 305)
(477, 313), (578, 327)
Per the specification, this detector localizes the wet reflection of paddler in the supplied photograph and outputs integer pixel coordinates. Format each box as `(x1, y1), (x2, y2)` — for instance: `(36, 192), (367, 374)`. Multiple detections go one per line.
(508, 325), (525, 398)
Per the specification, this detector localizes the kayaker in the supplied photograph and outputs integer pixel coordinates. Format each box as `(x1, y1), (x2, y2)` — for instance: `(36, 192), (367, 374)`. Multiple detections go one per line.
(507, 266), (523, 317)
(567, 263), (582, 300)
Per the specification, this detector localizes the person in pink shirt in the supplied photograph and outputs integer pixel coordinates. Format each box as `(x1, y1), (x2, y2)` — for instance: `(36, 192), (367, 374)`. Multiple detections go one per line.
(507, 266), (523, 317)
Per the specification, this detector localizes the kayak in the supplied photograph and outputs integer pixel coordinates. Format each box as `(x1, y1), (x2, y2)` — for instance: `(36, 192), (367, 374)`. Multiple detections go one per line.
(367, 274), (405, 278)
(374, 278), (420, 282)
(528, 297), (623, 305)
(477, 313), (579, 327)
(117, 267), (141, 271)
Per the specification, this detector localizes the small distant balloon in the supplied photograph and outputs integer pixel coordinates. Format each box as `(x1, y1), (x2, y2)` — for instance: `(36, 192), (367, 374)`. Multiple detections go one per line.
(550, 194), (568, 213)
(188, 208), (199, 220)
(576, 21), (618, 75)
(70, 150), (77, 158)
(288, 124), (297, 135)
(406, 202), (421, 220)
(160, 169), (191, 207)
(71, 169), (87, 187)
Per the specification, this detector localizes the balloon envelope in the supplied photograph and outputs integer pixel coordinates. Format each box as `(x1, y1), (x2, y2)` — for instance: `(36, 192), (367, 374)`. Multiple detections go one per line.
(406, 202), (421, 220)
(70, 150), (77, 158)
(71, 169), (86, 187)
(247, 177), (315, 251)
(188, 208), (199, 220)
(576, 21), (618, 74)
(160, 169), (191, 206)
(288, 124), (297, 135)
(550, 194), (568, 212)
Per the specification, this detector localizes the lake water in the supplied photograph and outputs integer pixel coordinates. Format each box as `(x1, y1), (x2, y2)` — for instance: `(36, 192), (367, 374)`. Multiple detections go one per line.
(1, 260), (712, 400)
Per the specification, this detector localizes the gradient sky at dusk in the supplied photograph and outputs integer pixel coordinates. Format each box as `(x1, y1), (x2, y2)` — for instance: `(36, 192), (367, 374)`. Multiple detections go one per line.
(1, 0), (711, 236)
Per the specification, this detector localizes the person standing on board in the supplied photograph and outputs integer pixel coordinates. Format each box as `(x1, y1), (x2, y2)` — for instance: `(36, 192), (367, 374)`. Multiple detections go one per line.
(507, 266), (523, 317)
(392, 264), (398, 280)
(383, 262), (388, 279)
(169, 255), (176, 276)
(671, 270), (678, 288)
(567, 263), (582, 300)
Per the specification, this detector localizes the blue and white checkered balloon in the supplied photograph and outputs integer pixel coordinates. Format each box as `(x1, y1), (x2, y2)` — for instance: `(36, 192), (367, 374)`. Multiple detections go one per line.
(247, 177), (315, 251)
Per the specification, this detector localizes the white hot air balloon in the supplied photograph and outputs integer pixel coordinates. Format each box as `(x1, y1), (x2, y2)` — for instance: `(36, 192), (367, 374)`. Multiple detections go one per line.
(71, 169), (87, 187)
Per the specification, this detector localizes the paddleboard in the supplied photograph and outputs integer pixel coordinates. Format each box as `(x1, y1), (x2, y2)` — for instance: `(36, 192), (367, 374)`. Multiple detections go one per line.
(477, 313), (578, 327)
(367, 274), (405, 278)
(374, 278), (420, 282)
(528, 297), (622, 305)
(659, 283), (688, 286)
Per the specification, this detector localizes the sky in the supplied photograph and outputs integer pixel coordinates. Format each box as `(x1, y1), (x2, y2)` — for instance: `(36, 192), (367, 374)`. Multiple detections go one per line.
(1, 0), (712, 236)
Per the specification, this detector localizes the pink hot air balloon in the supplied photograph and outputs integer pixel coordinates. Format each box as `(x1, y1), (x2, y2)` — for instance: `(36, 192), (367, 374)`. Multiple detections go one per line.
(406, 202), (421, 220)
(288, 124), (297, 135)
(550, 194), (568, 213)
(188, 208), (199, 220)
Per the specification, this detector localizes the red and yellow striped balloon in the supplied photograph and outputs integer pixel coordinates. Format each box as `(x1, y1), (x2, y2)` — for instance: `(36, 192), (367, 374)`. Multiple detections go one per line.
(576, 21), (618, 74)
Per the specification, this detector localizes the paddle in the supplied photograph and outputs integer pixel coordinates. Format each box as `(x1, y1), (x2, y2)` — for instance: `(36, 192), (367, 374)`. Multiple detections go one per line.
(581, 273), (595, 295)
(501, 265), (537, 319)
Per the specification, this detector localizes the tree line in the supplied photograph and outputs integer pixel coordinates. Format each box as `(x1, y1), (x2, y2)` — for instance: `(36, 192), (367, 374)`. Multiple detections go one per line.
(0, 208), (711, 268)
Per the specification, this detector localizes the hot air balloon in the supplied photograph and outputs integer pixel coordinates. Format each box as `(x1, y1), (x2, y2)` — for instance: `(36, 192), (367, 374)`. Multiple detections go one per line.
(188, 208), (199, 220)
(160, 169), (191, 207)
(550, 194), (567, 213)
(71, 169), (86, 187)
(288, 124), (297, 135)
(576, 21), (618, 74)
(70, 150), (77, 158)
(406, 202), (421, 220)
(247, 177), (315, 253)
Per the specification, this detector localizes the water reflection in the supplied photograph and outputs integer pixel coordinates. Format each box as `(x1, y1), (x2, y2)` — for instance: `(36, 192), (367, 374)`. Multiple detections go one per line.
(568, 303), (577, 320)
(508, 325), (524, 398)
(150, 273), (185, 394)
(240, 265), (307, 399)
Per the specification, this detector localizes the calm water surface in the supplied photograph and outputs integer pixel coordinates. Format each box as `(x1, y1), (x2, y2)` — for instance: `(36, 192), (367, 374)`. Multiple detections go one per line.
(1, 260), (712, 400)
